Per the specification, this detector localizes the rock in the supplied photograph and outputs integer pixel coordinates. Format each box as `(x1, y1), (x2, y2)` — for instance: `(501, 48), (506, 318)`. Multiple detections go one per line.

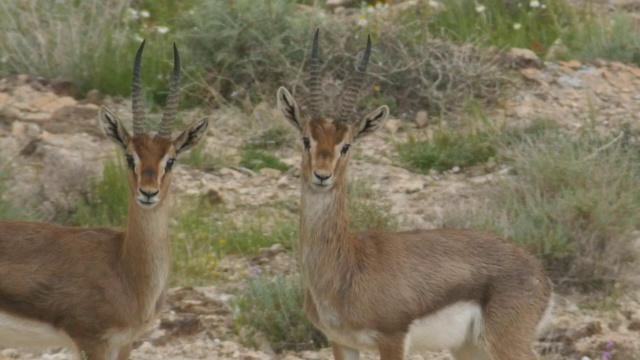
(220, 340), (239, 355)
(384, 118), (401, 134)
(258, 167), (281, 179)
(560, 60), (582, 70)
(81, 89), (103, 106)
(502, 48), (543, 69)
(571, 321), (602, 340)
(46, 104), (100, 135)
(414, 110), (429, 128)
(0, 349), (19, 358)
(628, 320), (640, 331)
(277, 175), (289, 188)
(11, 121), (28, 138)
(557, 75), (582, 89)
(49, 78), (77, 98)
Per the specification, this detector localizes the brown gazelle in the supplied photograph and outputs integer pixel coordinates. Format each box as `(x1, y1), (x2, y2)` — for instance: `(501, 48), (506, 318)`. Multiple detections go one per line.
(0, 41), (208, 359)
(276, 30), (553, 360)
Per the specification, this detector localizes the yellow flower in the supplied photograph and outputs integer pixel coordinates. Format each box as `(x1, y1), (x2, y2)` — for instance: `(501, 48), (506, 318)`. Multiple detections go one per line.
(358, 15), (368, 26)
(374, 85), (381, 93)
(207, 253), (213, 259)
(208, 261), (217, 269)
(219, 239), (227, 245)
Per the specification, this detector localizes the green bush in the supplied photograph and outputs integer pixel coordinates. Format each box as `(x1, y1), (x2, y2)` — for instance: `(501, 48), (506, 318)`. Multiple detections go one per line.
(235, 274), (327, 353)
(444, 131), (640, 291)
(69, 157), (129, 227)
(181, 142), (229, 172)
(240, 149), (290, 172)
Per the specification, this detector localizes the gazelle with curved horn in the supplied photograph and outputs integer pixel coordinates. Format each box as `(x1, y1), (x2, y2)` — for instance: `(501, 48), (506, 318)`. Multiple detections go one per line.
(276, 30), (553, 360)
(0, 40), (209, 359)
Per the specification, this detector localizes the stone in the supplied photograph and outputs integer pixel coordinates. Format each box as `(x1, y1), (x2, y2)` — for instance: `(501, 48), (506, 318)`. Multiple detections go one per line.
(258, 167), (281, 179)
(81, 89), (103, 106)
(277, 175), (289, 188)
(414, 110), (429, 128)
(384, 118), (401, 134)
(503, 48), (543, 69)
(557, 75), (582, 89)
(560, 60), (582, 70)
(220, 340), (239, 355)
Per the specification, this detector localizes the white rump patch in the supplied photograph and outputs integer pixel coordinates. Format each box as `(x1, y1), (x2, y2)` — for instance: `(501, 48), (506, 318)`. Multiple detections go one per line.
(407, 301), (484, 352)
(0, 310), (75, 350)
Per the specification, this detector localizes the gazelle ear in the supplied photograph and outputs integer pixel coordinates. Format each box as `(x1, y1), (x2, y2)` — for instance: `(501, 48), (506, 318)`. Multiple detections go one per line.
(355, 105), (389, 140)
(277, 87), (305, 132)
(173, 117), (209, 156)
(98, 106), (131, 150)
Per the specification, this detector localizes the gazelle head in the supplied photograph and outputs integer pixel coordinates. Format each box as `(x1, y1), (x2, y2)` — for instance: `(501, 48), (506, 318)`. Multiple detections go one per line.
(98, 41), (209, 209)
(277, 30), (389, 192)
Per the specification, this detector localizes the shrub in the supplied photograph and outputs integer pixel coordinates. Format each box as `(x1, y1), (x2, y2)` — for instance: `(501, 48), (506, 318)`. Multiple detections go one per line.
(444, 131), (640, 291)
(234, 274), (327, 353)
(69, 157), (129, 227)
(0, 161), (33, 221)
(181, 142), (229, 172)
(349, 179), (398, 231)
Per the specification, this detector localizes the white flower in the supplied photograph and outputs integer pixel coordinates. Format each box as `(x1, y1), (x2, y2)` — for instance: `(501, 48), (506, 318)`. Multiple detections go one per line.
(513, 22), (522, 30)
(357, 15), (368, 26)
(126, 8), (139, 20)
(133, 34), (144, 43)
(581, 357), (591, 360)
(541, 3), (547, 8)
(367, 4), (374, 12)
(156, 26), (169, 34)
(475, 3), (486, 12)
(530, 0), (540, 7)
(429, 0), (441, 8)
(139, 10), (150, 18)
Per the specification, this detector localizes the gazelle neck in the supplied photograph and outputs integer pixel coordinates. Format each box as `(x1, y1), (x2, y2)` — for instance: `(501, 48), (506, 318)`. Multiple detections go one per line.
(300, 177), (357, 290)
(121, 195), (172, 312)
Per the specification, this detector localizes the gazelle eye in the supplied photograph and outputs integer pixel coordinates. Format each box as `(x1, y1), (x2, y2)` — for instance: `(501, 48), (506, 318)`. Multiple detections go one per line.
(302, 137), (311, 150)
(125, 155), (135, 169)
(165, 158), (176, 172)
(341, 144), (351, 155)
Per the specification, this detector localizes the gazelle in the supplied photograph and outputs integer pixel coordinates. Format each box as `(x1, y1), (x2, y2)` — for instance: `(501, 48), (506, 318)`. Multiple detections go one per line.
(276, 30), (553, 360)
(0, 41), (208, 359)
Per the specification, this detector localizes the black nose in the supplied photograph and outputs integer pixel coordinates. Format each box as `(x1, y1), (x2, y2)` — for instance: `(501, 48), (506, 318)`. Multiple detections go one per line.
(139, 189), (159, 198)
(313, 171), (331, 181)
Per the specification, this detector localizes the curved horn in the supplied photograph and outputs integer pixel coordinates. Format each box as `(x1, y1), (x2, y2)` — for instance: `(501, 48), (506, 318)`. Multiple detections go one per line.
(132, 40), (146, 136)
(158, 43), (181, 139)
(337, 34), (371, 123)
(308, 28), (322, 120)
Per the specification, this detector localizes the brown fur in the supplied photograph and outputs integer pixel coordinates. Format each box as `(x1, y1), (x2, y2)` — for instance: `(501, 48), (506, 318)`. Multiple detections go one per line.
(0, 111), (208, 359)
(277, 87), (552, 360)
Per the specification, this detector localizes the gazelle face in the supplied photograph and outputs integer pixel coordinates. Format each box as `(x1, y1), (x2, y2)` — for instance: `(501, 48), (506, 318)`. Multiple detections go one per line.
(99, 107), (209, 209)
(276, 87), (389, 192)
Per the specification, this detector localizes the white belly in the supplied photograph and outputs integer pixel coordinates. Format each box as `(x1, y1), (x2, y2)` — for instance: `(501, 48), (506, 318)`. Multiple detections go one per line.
(407, 301), (483, 352)
(0, 310), (75, 350)
(323, 301), (484, 353)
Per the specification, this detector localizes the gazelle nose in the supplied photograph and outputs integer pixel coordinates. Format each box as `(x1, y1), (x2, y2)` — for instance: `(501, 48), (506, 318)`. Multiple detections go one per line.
(139, 189), (159, 198)
(313, 171), (332, 181)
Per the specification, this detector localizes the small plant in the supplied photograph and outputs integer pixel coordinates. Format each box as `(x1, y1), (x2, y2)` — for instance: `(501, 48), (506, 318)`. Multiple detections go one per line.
(0, 161), (33, 221)
(239, 149), (290, 172)
(171, 201), (297, 285)
(234, 274), (327, 353)
(397, 126), (497, 173)
(69, 157), (129, 228)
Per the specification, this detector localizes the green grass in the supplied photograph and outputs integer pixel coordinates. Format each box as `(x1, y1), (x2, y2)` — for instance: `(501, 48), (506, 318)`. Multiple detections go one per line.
(349, 179), (398, 231)
(240, 149), (290, 172)
(181, 142), (229, 172)
(171, 201), (296, 285)
(443, 130), (640, 291)
(68, 156), (129, 227)
(243, 126), (295, 151)
(234, 274), (327, 353)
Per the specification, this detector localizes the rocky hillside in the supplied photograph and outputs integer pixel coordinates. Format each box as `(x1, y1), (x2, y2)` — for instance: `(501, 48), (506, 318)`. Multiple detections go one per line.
(1, 54), (640, 359)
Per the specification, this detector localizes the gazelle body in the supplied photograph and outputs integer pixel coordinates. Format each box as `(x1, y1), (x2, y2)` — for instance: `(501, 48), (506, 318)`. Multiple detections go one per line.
(0, 41), (209, 359)
(276, 30), (553, 360)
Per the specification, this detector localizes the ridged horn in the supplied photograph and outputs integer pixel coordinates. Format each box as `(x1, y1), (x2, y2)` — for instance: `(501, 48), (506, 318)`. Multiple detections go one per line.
(158, 43), (181, 139)
(308, 28), (322, 120)
(337, 35), (372, 123)
(131, 40), (146, 136)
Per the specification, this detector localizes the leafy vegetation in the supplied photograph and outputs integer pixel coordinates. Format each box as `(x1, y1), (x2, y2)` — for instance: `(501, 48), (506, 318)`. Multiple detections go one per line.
(0, 161), (33, 221)
(240, 149), (291, 172)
